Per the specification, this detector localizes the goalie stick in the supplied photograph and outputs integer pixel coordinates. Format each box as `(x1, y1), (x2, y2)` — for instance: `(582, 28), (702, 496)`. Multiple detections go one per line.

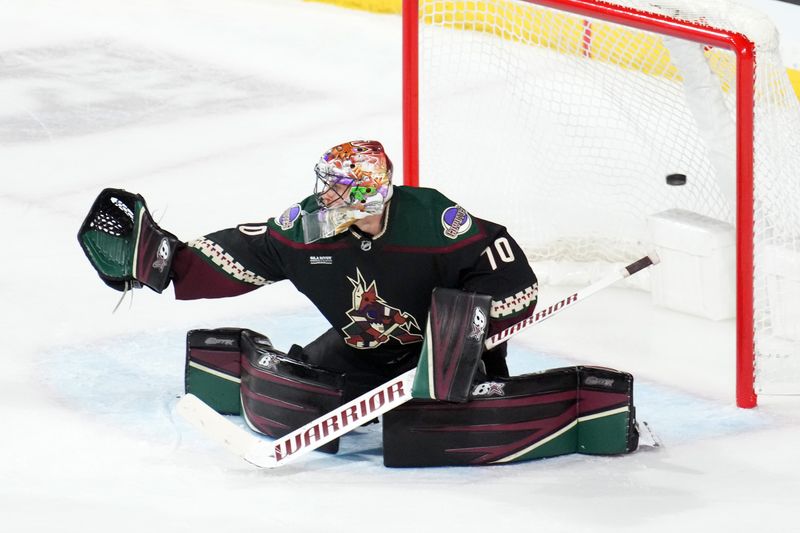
(177, 253), (659, 468)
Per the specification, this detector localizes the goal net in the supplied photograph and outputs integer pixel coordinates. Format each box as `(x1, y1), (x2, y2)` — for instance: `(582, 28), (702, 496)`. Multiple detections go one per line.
(402, 0), (800, 407)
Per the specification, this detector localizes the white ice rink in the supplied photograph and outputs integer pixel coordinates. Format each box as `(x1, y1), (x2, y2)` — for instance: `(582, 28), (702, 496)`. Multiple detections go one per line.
(2, 1), (799, 532)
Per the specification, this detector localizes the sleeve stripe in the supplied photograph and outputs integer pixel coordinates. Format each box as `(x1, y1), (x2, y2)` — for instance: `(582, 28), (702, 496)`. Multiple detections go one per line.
(188, 237), (271, 287)
(491, 284), (538, 318)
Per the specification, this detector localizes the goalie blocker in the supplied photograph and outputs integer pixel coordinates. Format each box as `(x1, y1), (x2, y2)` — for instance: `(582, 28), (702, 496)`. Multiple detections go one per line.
(391, 288), (639, 467)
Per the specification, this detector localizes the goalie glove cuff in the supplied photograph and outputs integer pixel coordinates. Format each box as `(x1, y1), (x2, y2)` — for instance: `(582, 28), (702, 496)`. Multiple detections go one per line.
(78, 188), (180, 293)
(133, 203), (180, 293)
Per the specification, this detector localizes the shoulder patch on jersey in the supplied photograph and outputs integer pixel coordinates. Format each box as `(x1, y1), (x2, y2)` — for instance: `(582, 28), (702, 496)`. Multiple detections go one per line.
(441, 205), (472, 239)
(275, 203), (302, 230)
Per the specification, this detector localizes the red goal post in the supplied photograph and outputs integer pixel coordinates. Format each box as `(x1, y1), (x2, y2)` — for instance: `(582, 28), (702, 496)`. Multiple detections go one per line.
(402, 0), (761, 406)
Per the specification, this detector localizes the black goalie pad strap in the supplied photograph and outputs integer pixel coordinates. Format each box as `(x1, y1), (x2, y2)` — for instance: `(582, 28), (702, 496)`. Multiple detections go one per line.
(384, 366), (638, 467)
(77, 188), (179, 293)
(239, 330), (346, 454)
(411, 288), (491, 403)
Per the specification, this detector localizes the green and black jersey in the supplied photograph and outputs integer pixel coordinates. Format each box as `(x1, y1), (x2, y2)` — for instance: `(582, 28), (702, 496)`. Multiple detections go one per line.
(172, 186), (537, 351)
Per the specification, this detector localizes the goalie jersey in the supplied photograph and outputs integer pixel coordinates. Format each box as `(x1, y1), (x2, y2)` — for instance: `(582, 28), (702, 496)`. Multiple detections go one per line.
(171, 186), (537, 352)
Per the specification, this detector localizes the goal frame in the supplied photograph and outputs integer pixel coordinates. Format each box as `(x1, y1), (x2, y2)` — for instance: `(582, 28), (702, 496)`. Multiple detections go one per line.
(401, 0), (757, 407)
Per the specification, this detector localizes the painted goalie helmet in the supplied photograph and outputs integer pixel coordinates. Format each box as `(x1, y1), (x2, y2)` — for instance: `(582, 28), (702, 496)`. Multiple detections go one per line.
(304, 140), (393, 242)
(314, 140), (393, 210)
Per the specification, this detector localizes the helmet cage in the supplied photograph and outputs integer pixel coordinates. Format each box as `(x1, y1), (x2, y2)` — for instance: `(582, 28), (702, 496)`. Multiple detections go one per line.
(314, 168), (352, 208)
(314, 165), (381, 209)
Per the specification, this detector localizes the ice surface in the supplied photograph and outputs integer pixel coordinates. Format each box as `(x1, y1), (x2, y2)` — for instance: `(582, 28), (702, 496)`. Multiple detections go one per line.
(1, 1), (799, 532)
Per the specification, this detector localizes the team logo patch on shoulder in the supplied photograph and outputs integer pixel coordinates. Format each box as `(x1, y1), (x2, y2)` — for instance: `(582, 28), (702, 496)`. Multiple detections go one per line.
(441, 205), (472, 239)
(276, 203), (302, 230)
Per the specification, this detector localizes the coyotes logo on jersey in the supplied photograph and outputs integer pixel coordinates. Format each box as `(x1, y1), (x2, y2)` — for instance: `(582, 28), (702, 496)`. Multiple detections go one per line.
(343, 269), (423, 349)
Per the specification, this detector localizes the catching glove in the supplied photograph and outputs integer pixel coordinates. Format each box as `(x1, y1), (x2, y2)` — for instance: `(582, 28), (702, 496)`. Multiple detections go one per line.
(77, 188), (180, 293)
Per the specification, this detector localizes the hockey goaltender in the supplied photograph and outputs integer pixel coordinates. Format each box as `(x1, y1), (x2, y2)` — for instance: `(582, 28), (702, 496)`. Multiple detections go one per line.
(78, 140), (641, 467)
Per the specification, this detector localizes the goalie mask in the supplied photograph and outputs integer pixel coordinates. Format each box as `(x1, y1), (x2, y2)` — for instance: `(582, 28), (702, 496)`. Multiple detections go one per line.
(303, 140), (393, 243)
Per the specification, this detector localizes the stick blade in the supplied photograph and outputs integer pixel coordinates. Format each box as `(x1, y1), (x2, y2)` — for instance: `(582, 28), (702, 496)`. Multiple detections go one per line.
(176, 393), (277, 467)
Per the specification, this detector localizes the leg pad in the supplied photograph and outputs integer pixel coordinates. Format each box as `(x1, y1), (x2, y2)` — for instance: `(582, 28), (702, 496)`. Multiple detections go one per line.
(384, 366), (638, 467)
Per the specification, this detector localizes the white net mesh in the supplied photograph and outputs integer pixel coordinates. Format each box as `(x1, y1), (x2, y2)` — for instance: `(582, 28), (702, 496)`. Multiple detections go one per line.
(416, 0), (800, 394)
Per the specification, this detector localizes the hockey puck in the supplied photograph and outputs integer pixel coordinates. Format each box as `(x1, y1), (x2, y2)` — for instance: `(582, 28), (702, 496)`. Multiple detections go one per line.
(666, 173), (687, 186)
